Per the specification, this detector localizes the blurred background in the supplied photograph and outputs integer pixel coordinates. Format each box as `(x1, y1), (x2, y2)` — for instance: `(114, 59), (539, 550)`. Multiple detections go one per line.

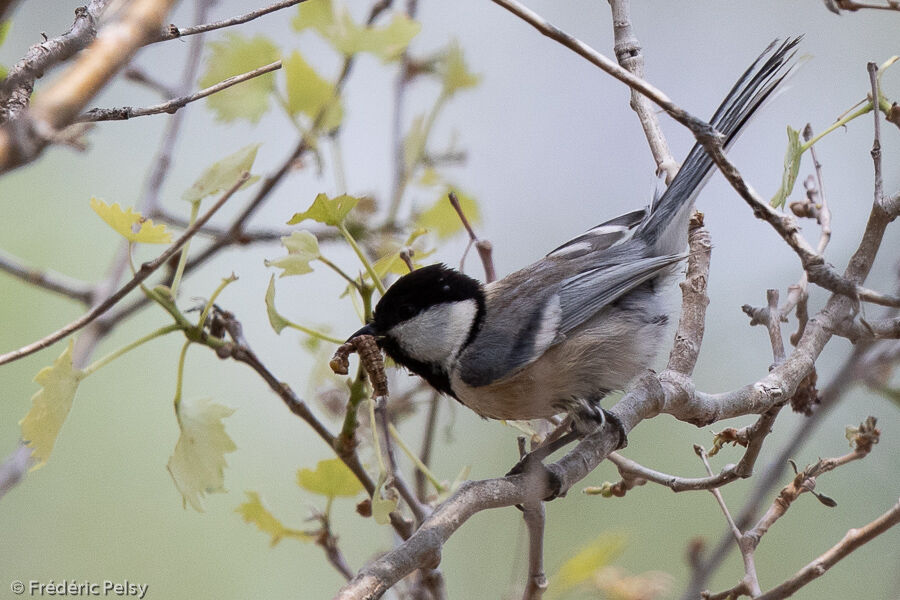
(0, 1), (898, 598)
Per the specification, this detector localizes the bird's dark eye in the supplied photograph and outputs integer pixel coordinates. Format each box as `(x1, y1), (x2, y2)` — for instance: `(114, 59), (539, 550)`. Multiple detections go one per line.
(399, 304), (417, 319)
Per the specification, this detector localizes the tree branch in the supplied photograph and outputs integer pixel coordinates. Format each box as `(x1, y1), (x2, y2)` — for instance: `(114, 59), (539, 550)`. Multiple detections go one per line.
(79, 60), (282, 122)
(0, 249), (94, 304)
(0, 172), (249, 366)
(154, 0), (307, 42)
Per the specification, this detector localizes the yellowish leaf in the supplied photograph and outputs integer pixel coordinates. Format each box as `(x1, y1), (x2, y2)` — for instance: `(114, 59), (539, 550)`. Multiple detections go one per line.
(441, 41), (480, 97)
(264, 230), (320, 278)
(90, 198), (172, 244)
(287, 192), (358, 227)
(236, 491), (313, 546)
(19, 340), (84, 468)
(297, 457), (364, 498)
(548, 533), (627, 599)
(200, 34), (279, 123)
(416, 189), (480, 239)
(182, 143), (261, 203)
(283, 51), (343, 130)
(167, 397), (237, 512)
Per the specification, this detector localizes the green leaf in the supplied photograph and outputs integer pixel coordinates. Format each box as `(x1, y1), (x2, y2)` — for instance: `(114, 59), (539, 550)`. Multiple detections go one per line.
(283, 51), (343, 130)
(0, 21), (11, 47)
(371, 228), (432, 277)
(264, 275), (292, 334)
(293, 0), (419, 62)
(200, 33), (279, 123)
(548, 533), (627, 599)
(265, 230), (321, 277)
(440, 41), (480, 97)
(416, 189), (480, 239)
(167, 397), (237, 512)
(236, 491), (313, 546)
(297, 458), (364, 498)
(287, 192), (358, 227)
(182, 143), (261, 203)
(19, 340), (84, 469)
(372, 494), (398, 525)
(90, 198), (172, 244)
(770, 125), (803, 208)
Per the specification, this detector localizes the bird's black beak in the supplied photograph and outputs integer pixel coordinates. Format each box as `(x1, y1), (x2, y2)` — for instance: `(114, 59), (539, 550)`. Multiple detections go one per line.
(346, 323), (377, 343)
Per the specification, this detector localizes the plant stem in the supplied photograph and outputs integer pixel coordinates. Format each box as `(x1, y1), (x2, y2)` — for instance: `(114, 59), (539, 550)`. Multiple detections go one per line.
(198, 273), (237, 329)
(340, 223), (386, 295)
(388, 422), (446, 493)
(173, 340), (191, 414)
(171, 200), (200, 296)
(800, 102), (873, 152)
(81, 324), (182, 376)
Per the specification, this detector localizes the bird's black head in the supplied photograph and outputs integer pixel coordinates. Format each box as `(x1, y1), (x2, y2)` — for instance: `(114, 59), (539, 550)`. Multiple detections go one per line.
(347, 264), (485, 397)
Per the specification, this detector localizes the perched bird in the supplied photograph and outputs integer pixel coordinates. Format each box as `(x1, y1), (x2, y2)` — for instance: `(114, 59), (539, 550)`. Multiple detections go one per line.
(347, 39), (799, 453)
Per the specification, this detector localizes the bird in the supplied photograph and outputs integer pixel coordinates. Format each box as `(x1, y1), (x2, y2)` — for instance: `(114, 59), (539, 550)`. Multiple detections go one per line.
(346, 38), (800, 462)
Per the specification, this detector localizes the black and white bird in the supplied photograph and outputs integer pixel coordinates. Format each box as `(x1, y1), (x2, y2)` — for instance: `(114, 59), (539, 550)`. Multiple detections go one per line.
(348, 39), (799, 449)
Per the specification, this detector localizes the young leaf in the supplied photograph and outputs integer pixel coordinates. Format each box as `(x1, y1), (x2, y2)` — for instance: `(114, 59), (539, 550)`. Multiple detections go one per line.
(19, 340), (84, 469)
(416, 189), (480, 239)
(265, 230), (321, 278)
(293, 0), (419, 62)
(90, 198), (172, 244)
(264, 275), (292, 334)
(297, 458), (364, 498)
(549, 533), (627, 598)
(770, 125), (803, 208)
(372, 494), (398, 525)
(283, 51), (343, 131)
(403, 114), (427, 171)
(200, 33), (279, 123)
(370, 228), (431, 277)
(236, 491), (313, 546)
(182, 144), (261, 203)
(287, 193), (358, 227)
(167, 397), (237, 512)
(440, 42), (480, 97)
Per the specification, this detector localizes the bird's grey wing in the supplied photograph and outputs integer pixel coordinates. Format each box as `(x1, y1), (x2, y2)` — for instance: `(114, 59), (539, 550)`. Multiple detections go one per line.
(546, 208), (647, 259)
(557, 252), (685, 334)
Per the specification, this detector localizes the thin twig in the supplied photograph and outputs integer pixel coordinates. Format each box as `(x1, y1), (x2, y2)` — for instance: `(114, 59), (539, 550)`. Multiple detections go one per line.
(0, 173), (249, 366)
(448, 191), (495, 282)
(415, 392), (441, 501)
(154, 0), (307, 42)
(0, 444), (32, 501)
(0, 250), (94, 304)
(79, 61), (282, 122)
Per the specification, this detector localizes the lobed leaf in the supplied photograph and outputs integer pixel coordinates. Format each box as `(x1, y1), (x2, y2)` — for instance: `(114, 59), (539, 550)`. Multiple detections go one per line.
(19, 340), (84, 468)
(236, 491), (313, 546)
(200, 33), (280, 123)
(288, 192), (358, 227)
(265, 230), (321, 278)
(167, 397), (237, 512)
(182, 143), (261, 203)
(90, 198), (172, 244)
(297, 457), (364, 498)
(440, 42), (480, 97)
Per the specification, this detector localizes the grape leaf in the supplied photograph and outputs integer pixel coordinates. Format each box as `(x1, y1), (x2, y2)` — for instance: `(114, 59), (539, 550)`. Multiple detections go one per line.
(182, 143), (261, 203)
(283, 51), (343, 130)
(264, 230), (321, 277)
(297, 458), (364, 498)
(200, 33), (279, 123)
(90, 198), (172, 244)
(293, 0), (419, 62)
(287, 193), (358, 226)
(167, 397), (237, 512)
(19, 340), (84, 469)
(236, 491), (313, 546)
(416, 189), (480, 239)
(440, 42), (480, 97)
(770, 126), (803, 208)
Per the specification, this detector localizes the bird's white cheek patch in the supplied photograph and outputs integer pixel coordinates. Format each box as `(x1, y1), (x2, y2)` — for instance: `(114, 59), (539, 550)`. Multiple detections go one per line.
(390, 300), (478, 368)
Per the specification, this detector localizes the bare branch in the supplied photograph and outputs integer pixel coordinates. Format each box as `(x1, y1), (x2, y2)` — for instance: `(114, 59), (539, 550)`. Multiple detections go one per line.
(757, 498), (900, 599)
(667, 214), (712, 376)
(0, 249), (94, 304)
(607, 0), (678, 182)
(154, 0), (307, 42)
(449, 191), (496, 282)
(521, 502), (547, 600)
(742, 289), (787, 366)
(0, 0), (178, 173)
(79, 60), (282, 122)
(0, 444), (32, 501)
(0, 173), (249, 366)
(827, 0), (900, 12)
